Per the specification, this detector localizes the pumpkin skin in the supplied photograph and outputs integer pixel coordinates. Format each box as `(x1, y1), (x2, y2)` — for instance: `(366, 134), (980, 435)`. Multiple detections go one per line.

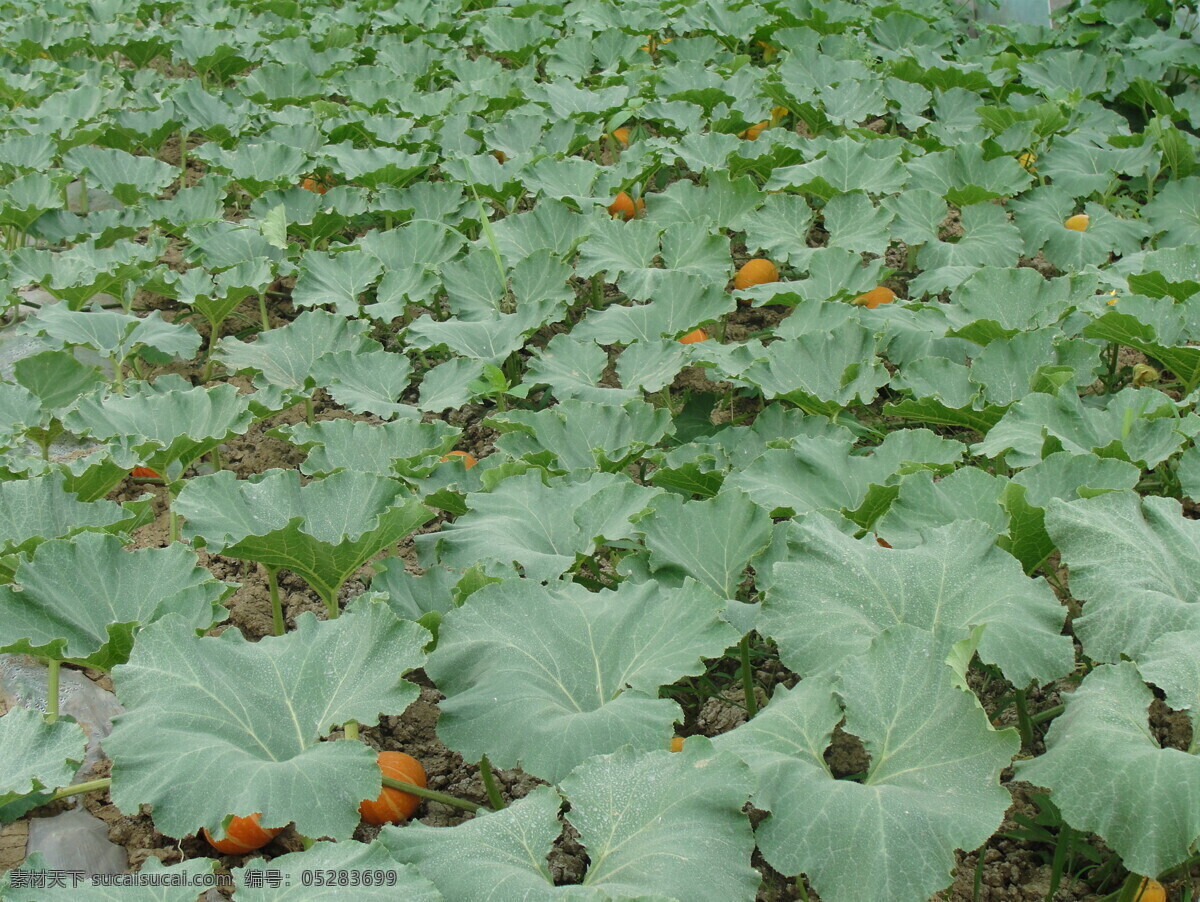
(440, 450), (478, 469)
(359, 752), (426, 825)
(607, 191), (644, 220)
(733, 258), (779, 291)
(853, 286), (896, 309)
(201, 813), (282, 854)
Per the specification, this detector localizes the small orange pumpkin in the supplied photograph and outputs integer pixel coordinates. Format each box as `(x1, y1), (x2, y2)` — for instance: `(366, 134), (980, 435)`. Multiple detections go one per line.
(201, 813), (282, 854)
(359, 752), (426, 825)
(440, 450), (478, 469)
(607, 191), (644, 220)
(853, 286), (896, 309)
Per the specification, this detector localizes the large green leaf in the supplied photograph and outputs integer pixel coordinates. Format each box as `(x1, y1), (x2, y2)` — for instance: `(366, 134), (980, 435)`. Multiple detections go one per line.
(176, 468), (433, 613)
(106, 602), (428, 842)
(0, 706), (85, 823)
(1045, 492), (1200, 662)
(635, 489), (772, 599)
(1015, 662), (1200, 877)
(724, 430), (958, 519)
(738, 322), (889, 417)
(973, 386), (1200, 469)
(487, 399), (672, 473)
(310, 347), (417, 420)
(573, 272), (732, 344)
(216, 310), (376, 410)
(426, 577), (737, 783)
(0, 532), (232, 670)
(274, 418), (460, 477)
(20, 305), (201, 363)
(760, 516), (1073, 687)
(943, 267), (1085, 343)
(382, 742), (758, 901)
(415, 471), (660, 583)
(64, 380), (255, 482)
(0, 470), (144, 562)
(291, 250), (383, 316)
(715, 625), (1019, 902)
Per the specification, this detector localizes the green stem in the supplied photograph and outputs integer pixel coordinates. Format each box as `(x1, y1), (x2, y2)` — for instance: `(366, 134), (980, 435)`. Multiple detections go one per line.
(45, 658), (60, 722)
(304, 395), (314, 426)
(179, 129), (187, 174)
(344, 720), (359, 741)
(382, 776), (489, 814)
(265, 565), (284, 636)
(1029, 704), (1064, 725)
(167, 482), (180, 544)
(478, 756), (506, 810)
(321, 588), (340, 619)
(201, 325), (220, 382)
(1013, 687), (1035, 750)
(739, 635), (758, 719)
(973, 850), (985, 902)
(44, 777), (111, 804)
(258, 293), (270, 332)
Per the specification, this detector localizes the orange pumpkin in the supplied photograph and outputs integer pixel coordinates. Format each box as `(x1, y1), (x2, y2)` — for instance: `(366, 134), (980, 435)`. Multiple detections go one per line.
(607, 191), (644, 220)
(201, 813), (282, 854)
(440, 450), (478, 469)
(359, 752), (426, 825)
(853, 286), (896, 309)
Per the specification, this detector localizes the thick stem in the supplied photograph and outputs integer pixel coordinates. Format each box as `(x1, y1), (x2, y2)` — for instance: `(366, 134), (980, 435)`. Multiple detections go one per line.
(1029, 704), (1064, 725)
(265, 565), (284, 636)
(478, 756), (506, 810)
(201, 326), (220, 383)
(739, 635), (758, 719)
(344, 720), (359, 741)
(167, 482), (180, 544)
(382, 776), (488, 814)
(258, 293), (270, 332)
(304, 395), (314, 426)
(321, 588), (340, 619)
(1013, 687), (1035, 750)
(44, 777), (112, 804)
(45, 659), (60, 722)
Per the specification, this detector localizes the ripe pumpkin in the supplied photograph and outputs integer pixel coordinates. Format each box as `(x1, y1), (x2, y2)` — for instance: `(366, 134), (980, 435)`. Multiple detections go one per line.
(201, 813), (282, 854)
(678, 328), (709, 344)
(853, 286), (896, 309)
(1133, 877), (1166, 902)
(611, 127), (630, 146)
(733, 258), (779, 291)
(359, 752), (426, 825)
(739, 120), (769, 140)
(441, 450), (478, 469)
(608, 191), (644, 221)
(1064, 213), (1089, 231)
(300, 176), (328, 195)
(670, 736), (685, 752)
(130, 466), (161, 479)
